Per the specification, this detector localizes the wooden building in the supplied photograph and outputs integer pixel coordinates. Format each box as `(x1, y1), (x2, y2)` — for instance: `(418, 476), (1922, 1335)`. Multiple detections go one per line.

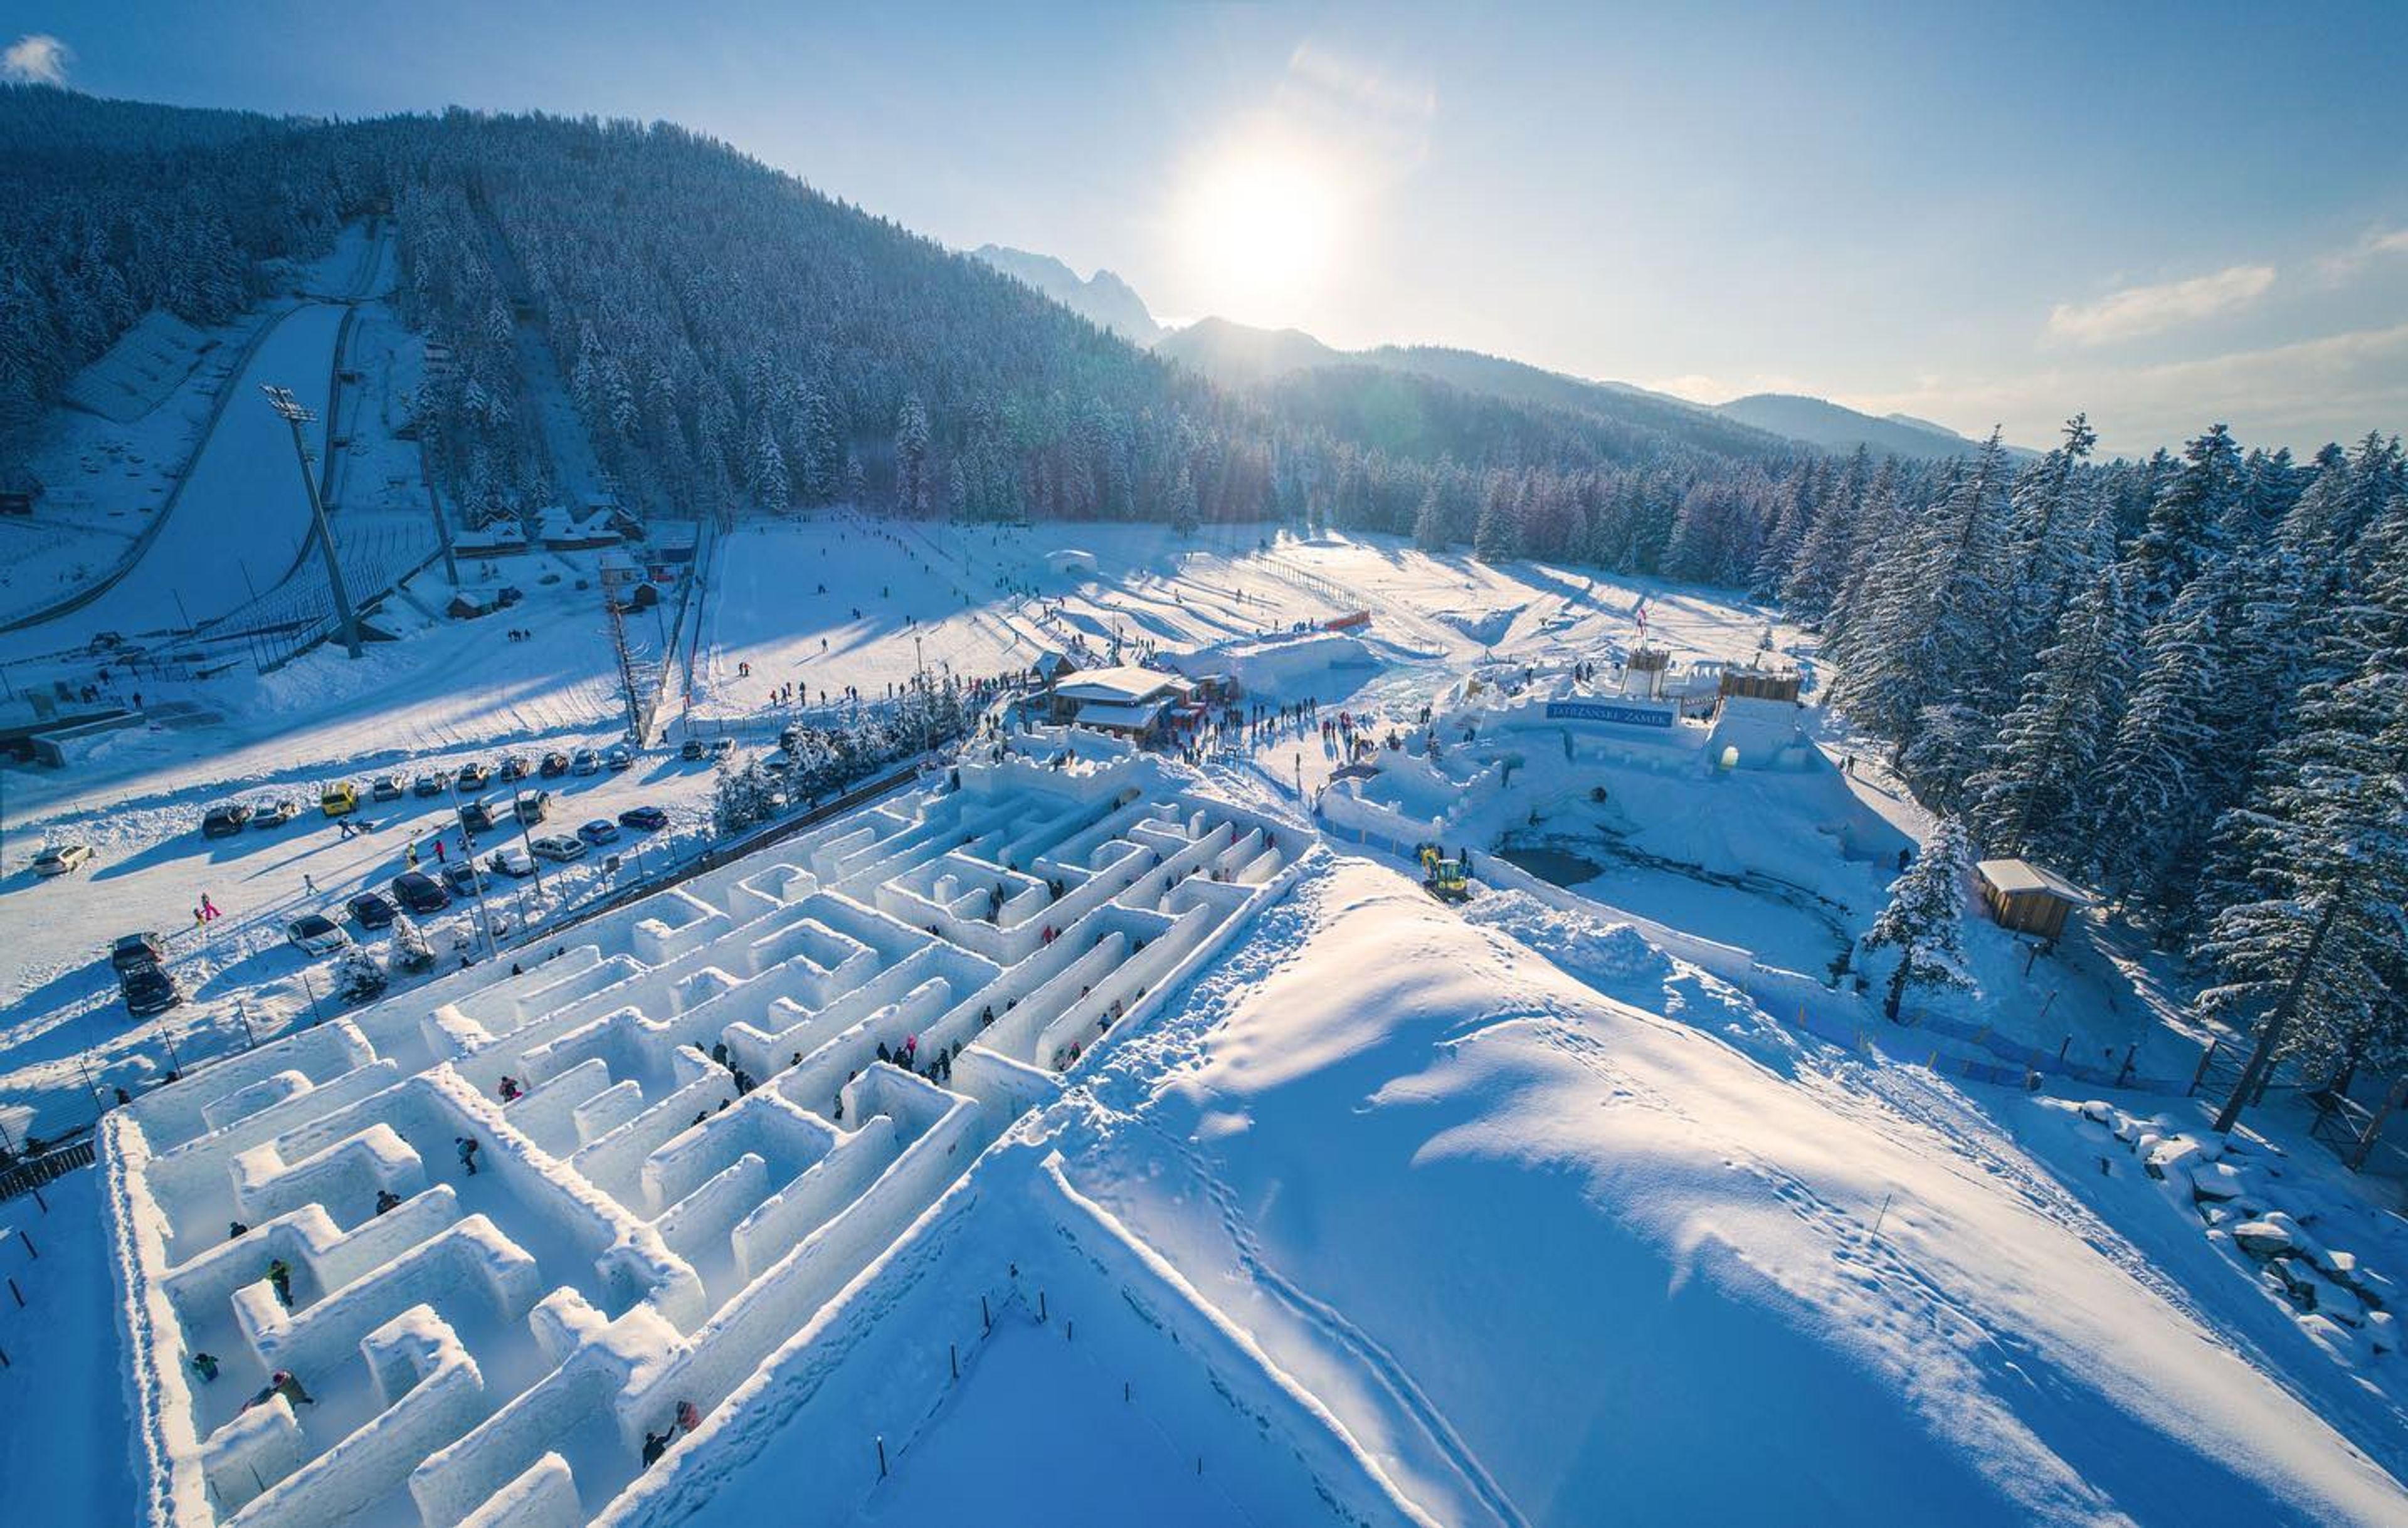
(1975, 858), (2094, 940)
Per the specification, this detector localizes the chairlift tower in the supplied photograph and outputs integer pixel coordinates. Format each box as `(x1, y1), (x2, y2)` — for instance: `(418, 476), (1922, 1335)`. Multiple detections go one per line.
(262, 384), (364, 659)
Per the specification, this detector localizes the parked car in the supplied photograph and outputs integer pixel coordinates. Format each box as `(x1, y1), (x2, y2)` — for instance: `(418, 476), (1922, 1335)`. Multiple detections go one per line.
(569, 747), (602, 777)
(110, 932), (167, 973)
(487, 845), (538, 878)
(391, 871), (451, 914)
(577, 819), (621, 846)
(529, 833), (588, 863)
(441, 861), (485, 898)
(618, 805), (670, 831)
(514, 789), (552, 826)
(497, 754), (532, 783)
(710, 737), (736, 759)
(320, 781), (359, 817)
(455, 761), (492, 791)
(201, 803), (253, 837)
(679, 737), (708, 761)
(539, 751), (572, 778)
(251, 799), (298, 830)
(346, 891), (398, 930)
(413, 772), (448, 798)
(122, 964), (183, 1017)
(605, 743), (635, 772)
(285, 914), (351, 956)
(370, 775), (406, 803)
(458, 798), (498, 835)
(34, 843), (95, 876)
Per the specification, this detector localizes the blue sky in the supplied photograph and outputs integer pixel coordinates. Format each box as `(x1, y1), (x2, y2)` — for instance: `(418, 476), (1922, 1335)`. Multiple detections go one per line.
(8, 1), (2405, 454)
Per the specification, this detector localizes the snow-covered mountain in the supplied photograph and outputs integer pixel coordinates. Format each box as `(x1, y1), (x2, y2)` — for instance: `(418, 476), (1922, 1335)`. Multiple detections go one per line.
(1714, 391), (2012, 460)
(968, 244), (1163, 343)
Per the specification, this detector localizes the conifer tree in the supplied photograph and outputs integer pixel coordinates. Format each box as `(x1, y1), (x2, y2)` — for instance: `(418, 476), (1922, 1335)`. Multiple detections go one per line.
(1862, 817), (1975, 1019)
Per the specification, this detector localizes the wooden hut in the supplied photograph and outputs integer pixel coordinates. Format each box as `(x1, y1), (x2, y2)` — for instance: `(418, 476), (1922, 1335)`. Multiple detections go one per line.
(1975, 858), (2094, 939)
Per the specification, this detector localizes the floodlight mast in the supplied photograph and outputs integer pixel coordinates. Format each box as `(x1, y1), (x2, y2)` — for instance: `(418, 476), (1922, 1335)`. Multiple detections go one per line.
(263, 383), (364, 659)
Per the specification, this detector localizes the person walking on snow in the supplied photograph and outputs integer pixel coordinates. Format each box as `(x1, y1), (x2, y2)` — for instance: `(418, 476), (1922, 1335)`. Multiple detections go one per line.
(455, 1135), (481, 1176)
(201, 894), (219, 920)
(642, 1429), (674, 1468)
(190, 1352), (220, 1383)
(433, 839), (446, 864)
(266, 1258), (294, 1309)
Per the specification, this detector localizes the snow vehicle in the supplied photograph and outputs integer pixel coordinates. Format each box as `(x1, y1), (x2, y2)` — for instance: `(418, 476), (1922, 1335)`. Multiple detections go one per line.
(605, 743), (635, 771)
(320, 781), (359, 817)
(413, 772), (447, 798)
(498, 754), (532, 782)
(514, 789), (552, 826)
(571, 747), (603, 776)
(201, 803), (253, 836)
(250, 799), (298, 829)
(680, 737), (709, 761)
(456, 761), (494, 791)
(530, 833), (588, 863)
(370, 776), (406, 802)
(1419, 848), (1470, 904)
(618, 805), (669, 831)
(458, 798), (499, 835)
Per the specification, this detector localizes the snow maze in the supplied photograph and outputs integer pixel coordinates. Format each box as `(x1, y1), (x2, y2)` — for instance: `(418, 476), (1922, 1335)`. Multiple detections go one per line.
(100, 739), (1296, 1528)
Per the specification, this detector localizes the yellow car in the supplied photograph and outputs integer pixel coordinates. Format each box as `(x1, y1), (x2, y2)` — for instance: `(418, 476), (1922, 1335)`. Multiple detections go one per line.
(321, 781), (359, 818)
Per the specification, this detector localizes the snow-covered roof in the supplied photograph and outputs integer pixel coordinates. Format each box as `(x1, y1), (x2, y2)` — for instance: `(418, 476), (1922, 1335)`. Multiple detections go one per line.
(1074, 699), (1167, 731)
(1054, 665), (1191, 705)
(1977, 858), (2094, 905)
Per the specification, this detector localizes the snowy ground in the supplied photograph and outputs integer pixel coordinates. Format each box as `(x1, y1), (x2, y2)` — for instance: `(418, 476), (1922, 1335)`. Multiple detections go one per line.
(6, 500), (2405, 1527)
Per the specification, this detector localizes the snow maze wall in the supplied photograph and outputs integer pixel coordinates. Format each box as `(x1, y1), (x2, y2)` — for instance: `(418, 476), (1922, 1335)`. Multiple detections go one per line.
(101, 749), (1297, 1528)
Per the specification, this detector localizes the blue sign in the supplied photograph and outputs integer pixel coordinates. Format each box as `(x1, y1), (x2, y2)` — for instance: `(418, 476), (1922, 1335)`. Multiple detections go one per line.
(1545, 700), (1676, 729)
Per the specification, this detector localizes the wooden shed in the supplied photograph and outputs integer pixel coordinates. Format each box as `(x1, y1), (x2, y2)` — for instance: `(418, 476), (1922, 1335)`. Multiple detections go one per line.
(1975, 858), (2094, 940)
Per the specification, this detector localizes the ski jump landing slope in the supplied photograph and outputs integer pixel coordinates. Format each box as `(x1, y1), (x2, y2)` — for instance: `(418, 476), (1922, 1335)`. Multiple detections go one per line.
(19, 301), (347, 654)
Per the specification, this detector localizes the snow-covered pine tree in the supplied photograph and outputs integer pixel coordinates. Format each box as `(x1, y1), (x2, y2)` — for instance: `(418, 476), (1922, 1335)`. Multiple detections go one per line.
(388, 913), (436, 976)
(1995, 416), (2101, 658)
(1473, 473), (1520, 562)
(1862, 816), (1975, 1020)
(893, 393), (931, 517)
(1780, 446), (1870, 622)
(2089, 557), (2236, 909)
(1825, 433), (2014, 744)
(1964, 543), (2134, 863)
(335, 943), (389, 1004)
(2117, 424), (2241, 624)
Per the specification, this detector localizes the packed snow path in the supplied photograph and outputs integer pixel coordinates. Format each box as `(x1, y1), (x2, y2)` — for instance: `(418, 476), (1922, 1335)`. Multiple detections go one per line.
(102, 740), (1294, 1528)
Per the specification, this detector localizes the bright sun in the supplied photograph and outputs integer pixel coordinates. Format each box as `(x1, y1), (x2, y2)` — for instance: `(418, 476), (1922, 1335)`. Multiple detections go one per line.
(1178, 142), (1339, 314)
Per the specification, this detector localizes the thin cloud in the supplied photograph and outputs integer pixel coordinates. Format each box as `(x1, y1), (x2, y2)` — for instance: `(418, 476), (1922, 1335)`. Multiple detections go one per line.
(2044, 263), (2276, 347)
(2315, 226), (2408, 282)
(1844, 321), (2408, 455)
(1, 33), (70, 86)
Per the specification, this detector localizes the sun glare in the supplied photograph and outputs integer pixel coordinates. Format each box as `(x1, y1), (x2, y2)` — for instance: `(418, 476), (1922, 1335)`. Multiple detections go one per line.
(1178, 141), (1339, 315)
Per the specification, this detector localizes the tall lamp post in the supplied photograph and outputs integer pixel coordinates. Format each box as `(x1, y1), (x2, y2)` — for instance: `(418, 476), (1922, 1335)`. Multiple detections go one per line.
(262, 384), (363, 659)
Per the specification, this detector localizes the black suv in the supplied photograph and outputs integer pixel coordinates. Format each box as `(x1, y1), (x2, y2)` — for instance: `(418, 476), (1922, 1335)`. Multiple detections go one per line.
(458, 798), (498, 835)
(122, 964), (182, 1017)
(391, 870), (452, 914)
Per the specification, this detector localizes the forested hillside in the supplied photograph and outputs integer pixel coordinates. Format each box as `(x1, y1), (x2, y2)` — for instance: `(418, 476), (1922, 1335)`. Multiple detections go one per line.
(1, 87), (1804, 554)
(1797, 421), (2408, 1085)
